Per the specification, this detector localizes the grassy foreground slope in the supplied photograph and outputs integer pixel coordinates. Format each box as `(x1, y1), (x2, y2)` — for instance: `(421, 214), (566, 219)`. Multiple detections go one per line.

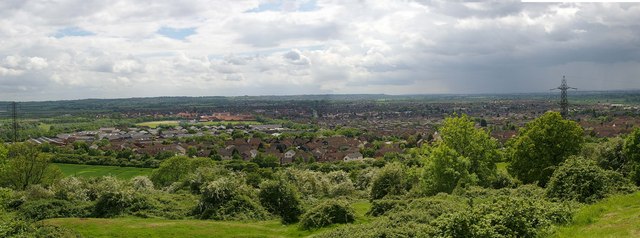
(54, 163), (152, 179)
(552, 192), (640, 238)
(44, 218), (316, 238)
(44, 201), (371, 238)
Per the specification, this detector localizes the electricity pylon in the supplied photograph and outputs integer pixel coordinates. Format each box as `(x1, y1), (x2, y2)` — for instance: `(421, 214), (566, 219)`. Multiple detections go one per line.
(550, 76), (577, 117)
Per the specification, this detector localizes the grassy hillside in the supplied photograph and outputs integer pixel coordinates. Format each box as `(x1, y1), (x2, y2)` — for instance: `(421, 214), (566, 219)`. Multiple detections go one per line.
(44, 218), (316, 238)
(44, 201), (371, 238)
(54, 163), (153, 179)
(552, 192), (640, 238)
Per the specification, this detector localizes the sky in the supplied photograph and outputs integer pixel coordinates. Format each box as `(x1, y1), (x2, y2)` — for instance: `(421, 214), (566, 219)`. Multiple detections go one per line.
(1, 0), (640, 101)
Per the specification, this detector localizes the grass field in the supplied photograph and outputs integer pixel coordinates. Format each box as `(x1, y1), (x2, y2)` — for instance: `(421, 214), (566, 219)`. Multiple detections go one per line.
(44, 200), (371, 238)
(136, 120), (261, 128)
(54, 163), (153, 179)
(552, 191), (640, 238)
(135, 120), (180, 128)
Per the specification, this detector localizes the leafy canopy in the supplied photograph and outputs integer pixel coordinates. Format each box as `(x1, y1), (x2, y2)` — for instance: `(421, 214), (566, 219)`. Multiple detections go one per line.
(508, 111), (584, 186)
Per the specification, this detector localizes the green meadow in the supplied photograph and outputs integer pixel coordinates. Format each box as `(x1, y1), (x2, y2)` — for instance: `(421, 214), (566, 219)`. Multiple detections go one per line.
(54, 163), (153, 179)
(552, 192), (640, 238)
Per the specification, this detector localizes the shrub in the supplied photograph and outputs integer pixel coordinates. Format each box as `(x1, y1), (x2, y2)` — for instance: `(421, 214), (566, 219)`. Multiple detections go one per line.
(316, 218), (433, 238)
(93, 191), (133, 218)
(430, 195), (573, 238)
(85, 176), (124, 201)
(370, 163), (406, 200)
(353, 167), (378, 190)
(18, 199), (90, 221)
(0, 188), (16, 210)
(194, 177), (268, 220)
(258, 180), (303, 224)
(367, 199), (407, 217)
(51, 177), (89, 201)
(131, 176), (155, 192)
(546, 157), (636, 203)
(299, 200), (355, 230)
(280, 168), (330, 198)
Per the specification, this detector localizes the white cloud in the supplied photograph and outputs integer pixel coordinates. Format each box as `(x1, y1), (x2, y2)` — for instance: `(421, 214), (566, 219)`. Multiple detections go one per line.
(0, 0), (639, 100)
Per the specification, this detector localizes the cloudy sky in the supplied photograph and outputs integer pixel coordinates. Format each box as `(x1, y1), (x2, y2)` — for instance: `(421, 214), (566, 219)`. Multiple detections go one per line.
(1, 0), (640, 101)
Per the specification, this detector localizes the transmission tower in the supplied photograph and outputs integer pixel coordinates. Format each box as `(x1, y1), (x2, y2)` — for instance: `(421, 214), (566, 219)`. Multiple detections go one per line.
(550, 76), (577, 117)
(10, 101), (18, 143)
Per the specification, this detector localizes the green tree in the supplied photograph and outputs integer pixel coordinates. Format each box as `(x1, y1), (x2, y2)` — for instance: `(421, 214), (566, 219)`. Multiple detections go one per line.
(508, 112), (584, 186)
(623, 128), (640, 163)
(251, 153), (279, 168)
(423, 144), (472, 195)
(258, 180), (303, 224)
(187, 146), (198, 157)
(437, 114), (499, 186)
(150, 156), (191, 187)
(1, 143), (63, 190)
(623, 128), (640, 185)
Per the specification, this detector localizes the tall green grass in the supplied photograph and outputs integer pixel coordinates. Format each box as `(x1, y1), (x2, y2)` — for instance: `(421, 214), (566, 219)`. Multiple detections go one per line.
(551, 192), (640, 238)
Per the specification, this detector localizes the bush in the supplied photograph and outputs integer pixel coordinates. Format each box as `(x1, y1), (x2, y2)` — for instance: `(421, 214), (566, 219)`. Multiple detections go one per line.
(131, 176), (154, 192)
(258, 180), (303, 224)
(546, 157), (636, 203)
(51, 177), (89, 201)
(430, 195), (573, 238)
(370, 163), (407, 200)
(0, 188), (16, 210)
(93, 191), (133, 218)
(194, 177), (268, 220)
(280, 168), (330, 198)
(18, 199), (90, 221)
(85, 176), (125, 201)
(367, 199), (407, 217)
(299, 200), (355, 230)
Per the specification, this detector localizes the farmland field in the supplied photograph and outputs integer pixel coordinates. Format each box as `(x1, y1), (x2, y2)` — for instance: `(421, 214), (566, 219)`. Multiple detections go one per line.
(136, 120), (261, 128)
(54, 163), (153, 179)
(135, 120), (180, 128)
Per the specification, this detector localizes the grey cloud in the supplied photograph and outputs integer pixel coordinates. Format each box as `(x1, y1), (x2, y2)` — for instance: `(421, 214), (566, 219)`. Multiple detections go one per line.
(232, 19), (341, 47)
(283, 50), (311, 65)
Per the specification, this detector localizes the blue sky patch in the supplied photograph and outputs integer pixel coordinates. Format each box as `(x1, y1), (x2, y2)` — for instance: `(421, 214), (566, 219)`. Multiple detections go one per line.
(157, 27), (196, 40)
(54, 27), (94, 38)
(246, 0), (318, 13)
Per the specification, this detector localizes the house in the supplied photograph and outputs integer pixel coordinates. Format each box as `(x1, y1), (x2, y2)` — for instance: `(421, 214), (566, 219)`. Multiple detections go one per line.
(343, 152), (363, 162)
(284, 150), (296, 160)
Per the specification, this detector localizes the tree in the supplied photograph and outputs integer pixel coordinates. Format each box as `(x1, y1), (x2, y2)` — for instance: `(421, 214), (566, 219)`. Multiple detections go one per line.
(150, 156), (191, 187)
(624, 128), (640, 163)
(187, 146), (198, 157)
(508, 112), (584, 186)
(480, 118), (487, 127)
(1, 143), (63, 190)
(437, 114), (500, 186)
(623, 128), (640, 185)
(251, 153), (279, 168)
(423, 144), (472, 195)
(258, 180), (303, 224)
